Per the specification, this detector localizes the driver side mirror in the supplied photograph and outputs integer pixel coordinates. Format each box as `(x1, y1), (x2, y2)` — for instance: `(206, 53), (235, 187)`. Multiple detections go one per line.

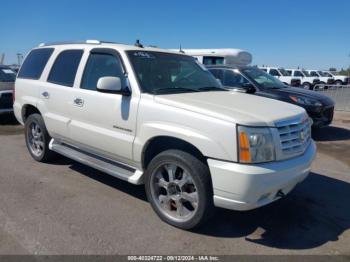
(241, 82), (256, 94)
(97, 76), (131, 96)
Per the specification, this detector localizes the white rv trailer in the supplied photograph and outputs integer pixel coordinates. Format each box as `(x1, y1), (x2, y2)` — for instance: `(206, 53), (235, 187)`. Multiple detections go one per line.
(174, 48), (253, 66)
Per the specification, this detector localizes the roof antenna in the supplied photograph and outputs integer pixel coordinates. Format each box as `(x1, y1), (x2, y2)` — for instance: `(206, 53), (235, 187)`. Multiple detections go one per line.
(135, 39), (143, 48)
(179, 44), (185, 53)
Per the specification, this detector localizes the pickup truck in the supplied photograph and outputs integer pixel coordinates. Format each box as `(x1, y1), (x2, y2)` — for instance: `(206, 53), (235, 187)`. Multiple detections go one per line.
(14, 41), (316, 229)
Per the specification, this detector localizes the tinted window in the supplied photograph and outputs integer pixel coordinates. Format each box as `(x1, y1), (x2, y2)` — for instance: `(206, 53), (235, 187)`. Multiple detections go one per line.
(0, 68), (16, 82)
(310, 71), (319, 77)
(242, 67), (286, 89)
(17, 48), (54, 79)
(203, 56), (224, 65)
(222, 70), (249, 87)
(260, 68), (267, 72)
(269, 69), (280, 76)
(294, 71), (304, 77)
(47, 50), (83, 87)
(81, 53), (125, 91)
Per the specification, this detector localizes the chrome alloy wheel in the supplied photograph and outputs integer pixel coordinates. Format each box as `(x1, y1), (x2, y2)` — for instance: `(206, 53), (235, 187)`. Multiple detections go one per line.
(150, 163), (199, 222)
(27, 122), (44, 157)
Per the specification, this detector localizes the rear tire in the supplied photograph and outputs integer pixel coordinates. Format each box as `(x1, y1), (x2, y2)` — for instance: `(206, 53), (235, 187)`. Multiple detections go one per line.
(145, 149), (214, 229)
(25, 113), (56, 162)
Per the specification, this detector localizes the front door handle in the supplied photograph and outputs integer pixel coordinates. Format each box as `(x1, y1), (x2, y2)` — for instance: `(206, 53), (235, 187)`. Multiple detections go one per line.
(42, 91), (49, 99)
(73, 97), (84, 107)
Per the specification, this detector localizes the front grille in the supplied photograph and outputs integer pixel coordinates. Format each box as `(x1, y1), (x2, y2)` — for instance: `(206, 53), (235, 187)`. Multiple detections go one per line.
(276, 116), (311, 157)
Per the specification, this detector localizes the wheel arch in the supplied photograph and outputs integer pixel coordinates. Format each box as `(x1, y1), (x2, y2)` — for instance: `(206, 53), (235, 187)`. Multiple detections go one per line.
(141, 136), (207, 170)
(22, 104), (42, 123)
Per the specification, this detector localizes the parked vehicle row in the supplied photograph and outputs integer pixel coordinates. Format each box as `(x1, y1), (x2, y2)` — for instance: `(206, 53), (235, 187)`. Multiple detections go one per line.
(14, 40), (316, 229)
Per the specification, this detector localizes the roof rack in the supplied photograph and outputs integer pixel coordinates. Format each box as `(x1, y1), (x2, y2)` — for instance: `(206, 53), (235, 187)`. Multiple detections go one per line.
(38, 40), (127, 47)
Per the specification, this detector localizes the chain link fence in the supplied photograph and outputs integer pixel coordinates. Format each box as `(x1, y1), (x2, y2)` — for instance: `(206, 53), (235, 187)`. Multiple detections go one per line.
(314, 85), (350, 112)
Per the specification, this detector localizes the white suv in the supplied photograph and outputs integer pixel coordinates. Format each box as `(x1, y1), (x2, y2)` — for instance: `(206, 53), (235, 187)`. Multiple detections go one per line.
(14, 41), (316, 229)
(259, 67), (300, 87)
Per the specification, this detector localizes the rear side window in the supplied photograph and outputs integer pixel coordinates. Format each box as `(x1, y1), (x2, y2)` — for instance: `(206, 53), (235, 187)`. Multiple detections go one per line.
(17, 48), (54, 79)
(48, 50), (83, 87)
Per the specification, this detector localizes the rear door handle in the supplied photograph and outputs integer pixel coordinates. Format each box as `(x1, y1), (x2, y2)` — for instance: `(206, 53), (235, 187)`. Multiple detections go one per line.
(73, 97), (84, 107)
(42, 91), (49, 99)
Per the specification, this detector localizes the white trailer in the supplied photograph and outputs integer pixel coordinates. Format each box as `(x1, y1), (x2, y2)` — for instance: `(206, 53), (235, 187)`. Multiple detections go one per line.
(173, 48), (253, 66)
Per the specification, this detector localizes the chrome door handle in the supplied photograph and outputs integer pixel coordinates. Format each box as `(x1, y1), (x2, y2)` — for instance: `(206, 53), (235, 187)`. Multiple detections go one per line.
(73, 97), (84, 107)
(42, 91), (49, 99)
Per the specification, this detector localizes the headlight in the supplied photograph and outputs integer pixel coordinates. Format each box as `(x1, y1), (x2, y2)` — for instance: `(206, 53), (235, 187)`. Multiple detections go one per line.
(237, 126), (275, 163)
(289, 95), (322, 107)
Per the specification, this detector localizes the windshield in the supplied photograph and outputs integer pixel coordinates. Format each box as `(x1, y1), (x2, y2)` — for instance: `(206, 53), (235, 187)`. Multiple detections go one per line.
(318, 71), (332, 77)
(0, 68), (16, 82)
(126, 51), (223, 94)
(302, 70), (311, 77)
(241, 67), (287, 89)
(279, 68), (291, 76)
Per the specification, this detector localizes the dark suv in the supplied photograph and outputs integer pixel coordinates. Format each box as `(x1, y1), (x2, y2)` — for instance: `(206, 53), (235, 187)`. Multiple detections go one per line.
(0, 65), (16, 114)
(208, 65), (335, 128)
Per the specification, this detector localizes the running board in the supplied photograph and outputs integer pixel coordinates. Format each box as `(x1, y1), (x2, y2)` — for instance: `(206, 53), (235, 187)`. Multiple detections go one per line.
(49, 139), (143, 185)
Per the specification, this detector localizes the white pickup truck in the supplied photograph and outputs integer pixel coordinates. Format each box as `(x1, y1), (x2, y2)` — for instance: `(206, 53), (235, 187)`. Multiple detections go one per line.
(259, 67), (301, 87)
(14, 41), (316, 229)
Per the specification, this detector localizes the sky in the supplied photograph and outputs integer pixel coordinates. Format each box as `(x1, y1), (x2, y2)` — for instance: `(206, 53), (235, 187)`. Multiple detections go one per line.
(1, 0), (350, 70)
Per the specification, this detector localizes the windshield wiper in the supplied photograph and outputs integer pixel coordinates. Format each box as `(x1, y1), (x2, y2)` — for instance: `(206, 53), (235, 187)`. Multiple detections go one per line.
(197, 86), (227, 91)
(152, 87), (199, 94)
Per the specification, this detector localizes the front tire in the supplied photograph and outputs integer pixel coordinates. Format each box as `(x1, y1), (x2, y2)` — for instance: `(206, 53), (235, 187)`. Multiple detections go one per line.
(145, 149), (214, 229)
(25, 113), (56, 162)
(302, 82), (311, 90)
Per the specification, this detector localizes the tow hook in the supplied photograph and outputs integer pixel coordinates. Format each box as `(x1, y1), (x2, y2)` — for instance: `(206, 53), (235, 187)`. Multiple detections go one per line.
(276, 190), (285, 198)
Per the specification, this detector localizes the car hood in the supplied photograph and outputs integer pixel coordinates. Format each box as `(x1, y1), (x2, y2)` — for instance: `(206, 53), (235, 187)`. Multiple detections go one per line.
(154, 91), (305, 126)
(265, 87), (335, 106)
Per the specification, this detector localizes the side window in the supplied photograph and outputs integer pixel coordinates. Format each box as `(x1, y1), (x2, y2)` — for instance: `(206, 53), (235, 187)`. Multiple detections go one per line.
(269, 69), (280, 76)
(203, 56), (224, 65)
(260, 68), (267, 72)
(294, 71), (303, 77)
(17, 48), (54, 79)
(310, 71), (318, 77)
(223, 70), (249, 87)
(48, 50), (83, 87)
(81, 53), (125, 91)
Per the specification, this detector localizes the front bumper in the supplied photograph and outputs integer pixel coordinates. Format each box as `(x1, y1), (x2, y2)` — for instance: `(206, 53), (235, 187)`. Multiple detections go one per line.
(208, 141), (316, 211)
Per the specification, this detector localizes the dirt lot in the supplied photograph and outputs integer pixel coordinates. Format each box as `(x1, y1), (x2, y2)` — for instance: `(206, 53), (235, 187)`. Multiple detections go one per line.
(0, 112), (349, 255)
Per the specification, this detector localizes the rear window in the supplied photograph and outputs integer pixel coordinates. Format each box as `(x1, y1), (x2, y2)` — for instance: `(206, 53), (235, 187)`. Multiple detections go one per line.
(17, 48), (54, 79)
(48, 50), (83, 87)
(0, 68), (16, 82)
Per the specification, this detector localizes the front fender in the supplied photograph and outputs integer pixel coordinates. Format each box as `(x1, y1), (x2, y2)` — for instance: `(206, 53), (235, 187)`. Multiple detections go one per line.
(133, 121), (236, 164)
